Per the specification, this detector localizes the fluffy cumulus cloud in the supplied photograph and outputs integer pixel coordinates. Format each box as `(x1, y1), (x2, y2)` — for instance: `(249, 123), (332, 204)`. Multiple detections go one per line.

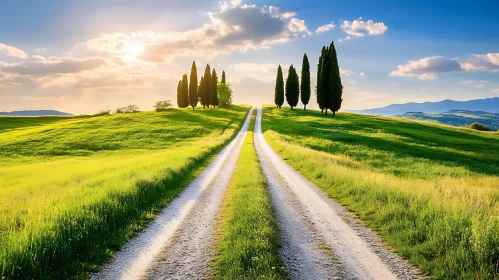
(83, 1), (310, 63)
(391, 53), (499, 79)
(315, 22), (335, 33)
(0, 43), (28, 59)
(341, 18), (388, 37)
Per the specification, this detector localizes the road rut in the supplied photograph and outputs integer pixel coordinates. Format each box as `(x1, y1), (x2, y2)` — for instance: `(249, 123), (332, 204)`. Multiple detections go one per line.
(92, 107), (254, 280)
(254, 107), (424, 280)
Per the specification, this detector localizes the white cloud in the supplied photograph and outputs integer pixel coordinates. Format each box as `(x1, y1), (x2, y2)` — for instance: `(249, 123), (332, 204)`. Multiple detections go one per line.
(391, 53), (499, 79)
(492, 89), (499, 93)
(82, 2), (311, 63)
(461, 80), (488, 88)
(390, 56), (462, 80)
(341, 18), (388, 37)
(360, 72), (365, 77)
(418, 87), (430, 91)
(0, 43), (28, 59)
(269, 6), (296, 19)
(315, 22), (335, 33)
(0, 56), (107, 76)
(35, 48), (48, 53)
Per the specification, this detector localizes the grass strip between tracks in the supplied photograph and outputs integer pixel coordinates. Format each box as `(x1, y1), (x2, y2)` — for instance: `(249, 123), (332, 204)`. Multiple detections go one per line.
(212, 109), (288, 280)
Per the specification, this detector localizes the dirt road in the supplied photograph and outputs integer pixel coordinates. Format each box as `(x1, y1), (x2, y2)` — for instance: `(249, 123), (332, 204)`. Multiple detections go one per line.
(254, 107), (424, 280)
(92, 107), (254, 280)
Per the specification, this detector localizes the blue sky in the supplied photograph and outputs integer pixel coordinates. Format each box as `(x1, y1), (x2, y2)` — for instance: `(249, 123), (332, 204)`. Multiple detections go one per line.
(0, 0), (498, 113)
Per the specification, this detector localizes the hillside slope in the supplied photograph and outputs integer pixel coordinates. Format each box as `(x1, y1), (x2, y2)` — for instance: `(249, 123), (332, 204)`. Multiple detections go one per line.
(0, 110), (72, 116)
(262, 106), (499, 279)
(396, 110), (499, 131)
(0, 106), (249, 279)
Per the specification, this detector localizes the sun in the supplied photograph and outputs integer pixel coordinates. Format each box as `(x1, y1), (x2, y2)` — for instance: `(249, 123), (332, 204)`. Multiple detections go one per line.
(127, 44), (144, 56)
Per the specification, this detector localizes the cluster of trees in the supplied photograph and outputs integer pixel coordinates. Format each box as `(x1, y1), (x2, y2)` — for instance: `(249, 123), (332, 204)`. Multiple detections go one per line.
(177, 62), (230, 109)
(274, 54), (310, 110)
(275, 40), (343, 117)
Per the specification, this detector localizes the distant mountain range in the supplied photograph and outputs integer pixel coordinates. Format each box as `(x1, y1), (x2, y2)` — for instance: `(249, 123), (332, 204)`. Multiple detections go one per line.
(349, 97), (499, 116)
(396, 110), (499, 131)
(0, 110), (72, 116)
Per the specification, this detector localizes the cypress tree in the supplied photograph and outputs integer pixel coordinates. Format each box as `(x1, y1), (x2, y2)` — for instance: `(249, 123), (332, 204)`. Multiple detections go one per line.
(316, 47), (325, 113)
(181, 74), (189, 108)
(176, 80), (182, 108)
(189, 61), (198, 110)
(274, 65), (284, 108)
(211, 69), (219, 108)
(202, 64), (211, 108)
(285, 65), (299, 109)
(301, 53), (311, 110)
(320, 46), (330, 115)
(221, 70), (226, 84)
(328, 41), (343, 118)
(198, 76), (205, 107)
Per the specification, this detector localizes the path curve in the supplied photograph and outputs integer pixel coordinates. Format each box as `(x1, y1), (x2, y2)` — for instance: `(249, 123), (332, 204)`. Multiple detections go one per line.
(254, 107), (425, 280)
(92, 107), (254, 280)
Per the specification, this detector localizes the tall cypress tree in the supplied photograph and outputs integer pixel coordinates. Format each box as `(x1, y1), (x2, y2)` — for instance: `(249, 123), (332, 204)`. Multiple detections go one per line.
(176, 80), (182, 108)
(274, 65), (284, 108)
(328, 41), (343, 118)
(202, 64), (211, 108)
(189, 61), (198, 110)
(285, 65), (299, 109)
(181, 74), (189, 108)
(301, 53), (311, 110)
(320, 46), (330, 115)
(316, 47), (325, 113)
(211, 69), (219, 108)
(198, 76), (205, 107)
(221, 70), (226, 84)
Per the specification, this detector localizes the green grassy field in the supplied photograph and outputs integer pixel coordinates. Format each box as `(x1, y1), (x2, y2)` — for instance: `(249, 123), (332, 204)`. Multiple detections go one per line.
(212, 111), (287, 280)
(0, 106), (249, 279)
(262, 106), (499, 279)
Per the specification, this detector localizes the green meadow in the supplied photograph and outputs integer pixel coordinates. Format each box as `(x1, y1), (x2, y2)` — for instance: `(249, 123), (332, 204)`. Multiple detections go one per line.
(0, 106), (249, 279)
(262, 106), (499, 279)
(212, 111), (287, 279)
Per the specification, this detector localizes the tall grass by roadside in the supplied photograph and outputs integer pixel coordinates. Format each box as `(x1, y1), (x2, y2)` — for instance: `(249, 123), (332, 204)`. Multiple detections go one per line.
(0, 106), (249, 279)
(212, 110), (288, 280)
(262, 106), (499, 279)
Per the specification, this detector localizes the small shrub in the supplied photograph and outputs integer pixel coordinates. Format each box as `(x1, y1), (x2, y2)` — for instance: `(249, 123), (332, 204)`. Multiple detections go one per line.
(468, 122), (491, 131)
(116, 105), (140, 114)
(154, 100), (173, 112)
(93, 110), (111, 117)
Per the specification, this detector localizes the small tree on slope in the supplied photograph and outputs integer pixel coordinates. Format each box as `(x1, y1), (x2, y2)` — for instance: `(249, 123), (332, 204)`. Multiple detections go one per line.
(275, 65), (285, 108)
(202, 64), (211, 108)
(181, 74), (189, 108)
(221, 70), (226, 84)
(328, 41), (343, 118)
(176, 80), (183, 108)
(211, 69), (219, 108)
(301, 53), (311, 110)
(285, 65), (299, 109)
(189, 61), (198, 110)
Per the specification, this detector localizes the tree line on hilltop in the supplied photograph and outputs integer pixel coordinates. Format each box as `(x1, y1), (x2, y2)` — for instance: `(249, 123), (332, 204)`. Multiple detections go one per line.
(177, 62), (232, 109)
(275, 40), (343, 117)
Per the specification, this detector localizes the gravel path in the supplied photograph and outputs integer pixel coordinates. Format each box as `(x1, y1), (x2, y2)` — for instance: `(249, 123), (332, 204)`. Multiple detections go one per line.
(92, 107), (254, 280)
(254, 107), (426, 280)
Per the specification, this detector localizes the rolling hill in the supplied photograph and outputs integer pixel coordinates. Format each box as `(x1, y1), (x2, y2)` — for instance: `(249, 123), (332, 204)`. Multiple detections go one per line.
(396, 110), (499, 131)
(349, 97), (499, 116)
(0, 110), (72, 116)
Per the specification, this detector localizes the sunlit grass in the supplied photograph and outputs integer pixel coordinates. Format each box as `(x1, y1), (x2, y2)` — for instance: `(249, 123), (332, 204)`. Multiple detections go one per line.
(0, 106), (249, 279)
(212, 110), (287, 280)
(262, 106), (499, 279)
